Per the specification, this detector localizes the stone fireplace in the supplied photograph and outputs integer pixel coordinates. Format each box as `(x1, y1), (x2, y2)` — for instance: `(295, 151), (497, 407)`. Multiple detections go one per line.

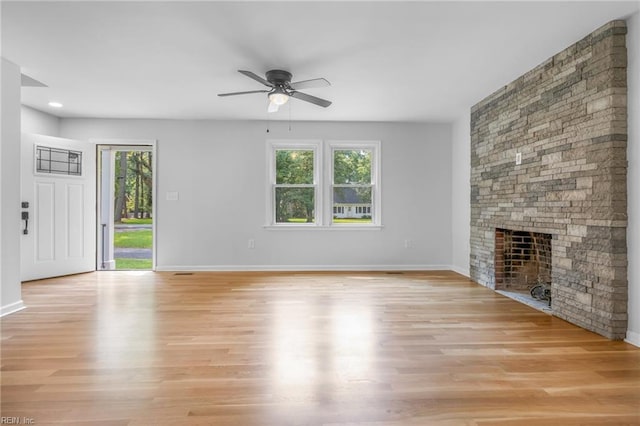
(470, 21), (628, 339)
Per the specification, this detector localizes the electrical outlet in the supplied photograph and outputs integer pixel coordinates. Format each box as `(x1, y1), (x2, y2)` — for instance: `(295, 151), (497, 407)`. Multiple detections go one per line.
(404, 239), (412, 249)
(515, 152), (522, 165)
(248, 239), (255, 249)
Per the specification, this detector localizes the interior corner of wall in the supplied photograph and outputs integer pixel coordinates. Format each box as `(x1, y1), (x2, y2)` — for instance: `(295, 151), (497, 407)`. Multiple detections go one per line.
(624, 329), (640, 348)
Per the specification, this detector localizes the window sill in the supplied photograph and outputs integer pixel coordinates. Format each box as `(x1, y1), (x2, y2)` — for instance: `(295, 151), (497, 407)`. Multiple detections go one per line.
(263, 224), (384, 231)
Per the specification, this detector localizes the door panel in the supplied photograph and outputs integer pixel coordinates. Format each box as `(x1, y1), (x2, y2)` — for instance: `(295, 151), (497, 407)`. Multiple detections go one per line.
(67, 183), (84, 258)
(21, 134), (96, 281)
(35, 182), (55, 261)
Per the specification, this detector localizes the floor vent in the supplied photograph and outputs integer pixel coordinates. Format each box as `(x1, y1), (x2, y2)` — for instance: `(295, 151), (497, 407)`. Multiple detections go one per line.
(174, 272), (194, 276)
(386, 272), (404, 275)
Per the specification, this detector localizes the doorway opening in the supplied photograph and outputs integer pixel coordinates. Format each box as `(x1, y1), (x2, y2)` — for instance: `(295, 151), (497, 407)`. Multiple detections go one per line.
(97, 144), (155, 271)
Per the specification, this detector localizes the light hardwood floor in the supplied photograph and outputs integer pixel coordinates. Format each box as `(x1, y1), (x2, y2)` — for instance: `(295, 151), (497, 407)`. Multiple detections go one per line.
(1, 271), (639, 425)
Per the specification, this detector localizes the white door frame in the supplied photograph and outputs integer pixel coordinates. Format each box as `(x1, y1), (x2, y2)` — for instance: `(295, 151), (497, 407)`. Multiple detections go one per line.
(93, 139), (157, 271)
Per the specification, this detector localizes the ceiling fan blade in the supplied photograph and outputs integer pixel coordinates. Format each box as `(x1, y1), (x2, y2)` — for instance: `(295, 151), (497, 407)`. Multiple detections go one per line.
(218, 89), (270, 97)
(268, 101), (280, 113)
(238, 70), (273, 87)
(290, 91), (332, 108)
(289, 78), (331, 90)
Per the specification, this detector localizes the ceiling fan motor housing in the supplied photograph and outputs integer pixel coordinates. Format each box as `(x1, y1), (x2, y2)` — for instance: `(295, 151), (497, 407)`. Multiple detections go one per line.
(266, 70), (293, 86)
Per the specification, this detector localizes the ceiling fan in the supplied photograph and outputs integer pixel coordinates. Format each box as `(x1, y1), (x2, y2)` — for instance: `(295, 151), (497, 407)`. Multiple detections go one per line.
(218, 69), (332, 112)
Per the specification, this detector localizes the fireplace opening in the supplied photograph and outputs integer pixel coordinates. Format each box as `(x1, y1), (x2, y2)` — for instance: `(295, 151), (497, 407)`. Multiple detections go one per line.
(495, 229), (552, 310)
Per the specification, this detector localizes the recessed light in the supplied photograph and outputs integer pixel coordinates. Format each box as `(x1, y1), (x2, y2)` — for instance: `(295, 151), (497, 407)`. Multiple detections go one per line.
(48, 101), (63, 108)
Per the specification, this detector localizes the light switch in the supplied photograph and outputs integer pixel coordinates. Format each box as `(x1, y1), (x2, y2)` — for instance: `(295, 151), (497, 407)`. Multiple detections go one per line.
(515, 152), (522, 165)
(166, 191), (179, 201)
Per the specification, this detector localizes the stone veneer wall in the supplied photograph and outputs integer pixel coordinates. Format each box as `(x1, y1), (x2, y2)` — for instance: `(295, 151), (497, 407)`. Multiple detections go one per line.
(470, 20), (628, 339)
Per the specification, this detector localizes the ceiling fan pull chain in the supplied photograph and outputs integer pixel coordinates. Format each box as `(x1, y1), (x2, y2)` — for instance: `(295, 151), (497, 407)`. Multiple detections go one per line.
(266, 106), (270, 133)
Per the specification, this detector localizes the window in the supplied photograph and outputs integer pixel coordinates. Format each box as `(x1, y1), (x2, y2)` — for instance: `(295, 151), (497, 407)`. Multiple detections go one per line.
(36, 145), (82, 176)
(268, 141), (320, 225)
(267, 140), (380, 228)
(332, 147), (374, 224)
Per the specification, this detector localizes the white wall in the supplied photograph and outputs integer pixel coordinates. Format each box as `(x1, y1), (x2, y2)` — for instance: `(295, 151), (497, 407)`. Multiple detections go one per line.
(450, 112), (471, 277)
(625, 12), (640, 347)
(21, 105), (60, 136)
(1, 58), (24, 315)
(60, 119), (453, 270)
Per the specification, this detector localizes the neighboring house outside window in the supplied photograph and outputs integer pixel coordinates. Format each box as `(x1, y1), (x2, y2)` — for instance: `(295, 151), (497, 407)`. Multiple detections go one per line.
(332, 188), (370, 219)
(267, 140), (381, 228)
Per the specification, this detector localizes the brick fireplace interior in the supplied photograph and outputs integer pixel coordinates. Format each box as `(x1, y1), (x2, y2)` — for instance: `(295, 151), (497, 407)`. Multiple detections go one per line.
(495, 229), (552, 292)
(470, 20), (628, 339)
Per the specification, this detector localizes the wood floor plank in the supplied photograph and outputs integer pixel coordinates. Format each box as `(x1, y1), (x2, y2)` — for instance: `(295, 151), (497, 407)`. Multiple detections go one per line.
(1, 270), (639, 425)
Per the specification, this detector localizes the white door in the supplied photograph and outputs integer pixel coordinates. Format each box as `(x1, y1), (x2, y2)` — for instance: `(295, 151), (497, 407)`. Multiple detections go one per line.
(20, 134), (96, 281)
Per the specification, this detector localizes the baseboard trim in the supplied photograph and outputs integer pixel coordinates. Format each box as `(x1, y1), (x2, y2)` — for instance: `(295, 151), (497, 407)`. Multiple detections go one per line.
(0, 300), (26, 317)
(625, 330), (640, 348)
(156, 264), (453, 272)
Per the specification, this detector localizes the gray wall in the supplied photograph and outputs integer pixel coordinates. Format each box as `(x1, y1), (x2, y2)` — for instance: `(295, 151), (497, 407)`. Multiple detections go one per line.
(450, 112), (470, 277)
(21, 105), (60, 136)
(1, 58), (24, 315)
(61, 119), (453, 270)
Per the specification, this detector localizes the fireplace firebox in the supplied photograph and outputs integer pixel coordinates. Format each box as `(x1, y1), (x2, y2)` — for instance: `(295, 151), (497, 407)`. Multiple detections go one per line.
(495, 229), (552, 293)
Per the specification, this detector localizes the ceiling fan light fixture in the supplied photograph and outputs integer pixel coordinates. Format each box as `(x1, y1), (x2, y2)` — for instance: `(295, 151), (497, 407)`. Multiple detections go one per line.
(268, 87), (289, 106)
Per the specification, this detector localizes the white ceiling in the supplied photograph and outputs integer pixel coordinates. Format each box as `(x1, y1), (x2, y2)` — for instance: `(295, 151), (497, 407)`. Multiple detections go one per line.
(2, 1), (639, 122)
